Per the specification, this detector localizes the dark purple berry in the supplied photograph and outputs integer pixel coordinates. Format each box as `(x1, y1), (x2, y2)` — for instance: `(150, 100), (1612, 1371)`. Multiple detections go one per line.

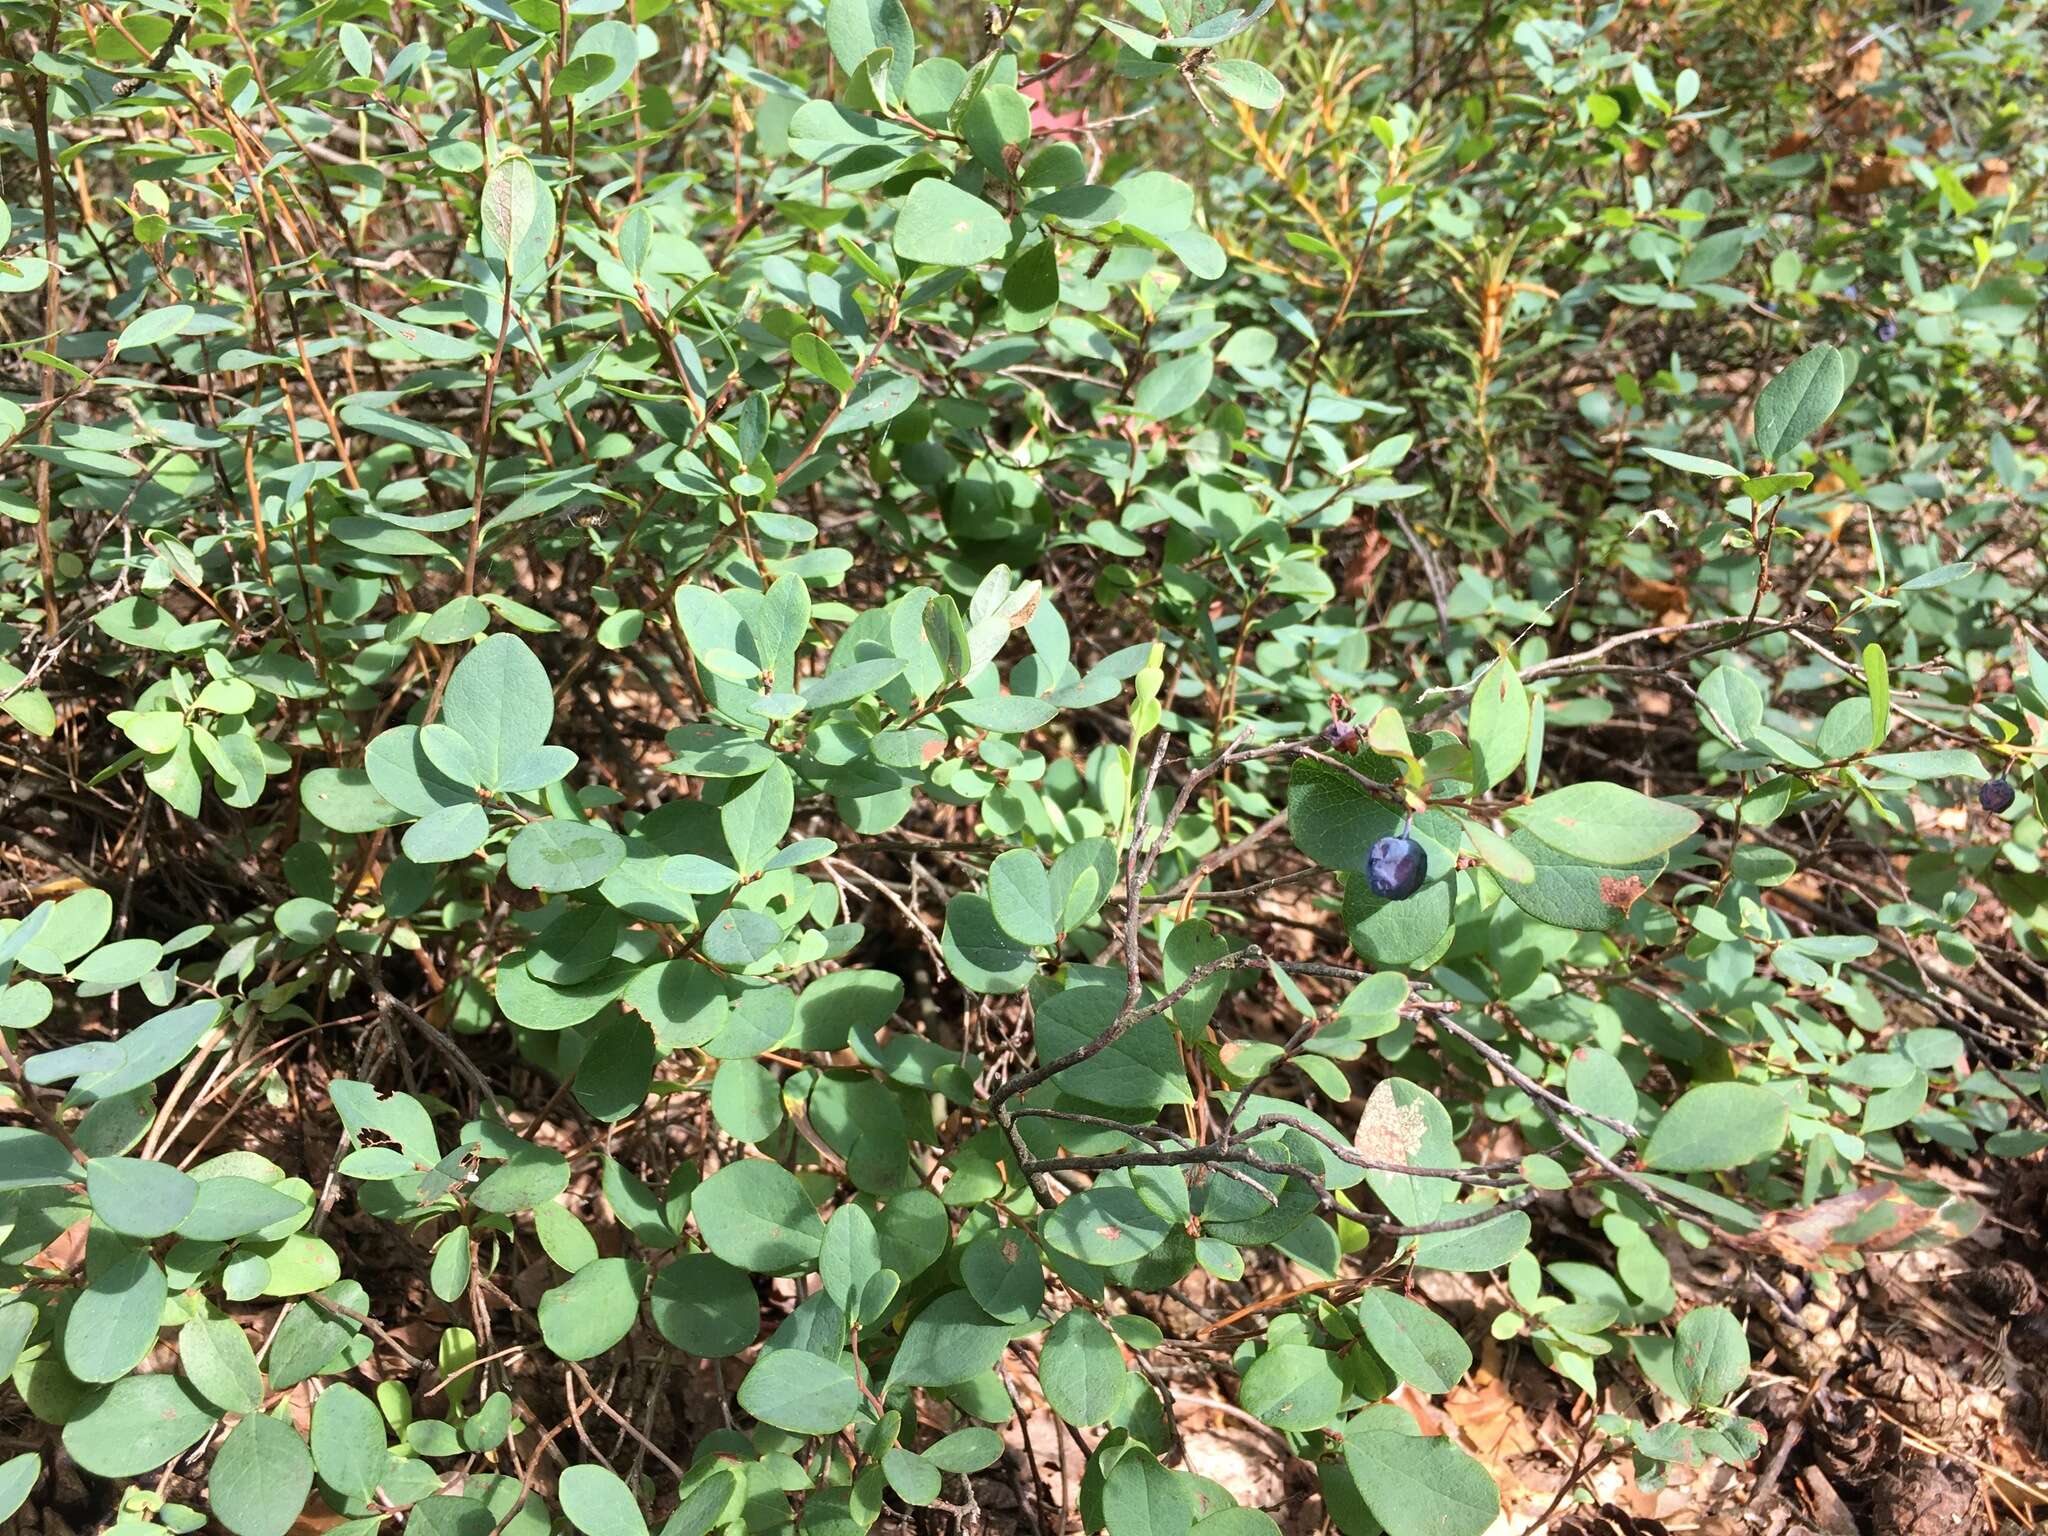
(1877, 319), (1898, 342)
(1980, 778), (2016, 814)
(1365, 835), (1427, 900)
(1322, 720), (1361, 752)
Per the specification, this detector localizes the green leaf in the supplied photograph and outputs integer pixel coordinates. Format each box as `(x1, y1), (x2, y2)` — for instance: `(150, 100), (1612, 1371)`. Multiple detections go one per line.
(0, 683), (55, 738)
(179, 1316), (265, 1415)
(1162, 918), (1232, 1033)
(1467, 657), (1529, 792)
(824, 0), (914, 101)
(480, 150), (554, 281)
(1340, 1413), (1500, 1536)
(1342, 873), (1455, 969)
(819, 1201), (885, 1317)
(884, 1447), (942, 1506)
(1002, 237), (1061, 332)
(927, 1426), (1004, 1474)
(692, 1159), (824, 1273)
(1040, 1309), (1126, 1427)
(1741, 472), (1812, 500)
(1751, 343), (1845, 463)
(1506, 782), (1701, 864)
(443, 633), (556, 790)
(16, 887), (113, 973)
(1898, 561), (1977, 592)
(538, 1256), (644, 1361)
(1101, 1449), (1194, 1536)
(720, 762), (795, 877)
(710, 1058), (784, 1143)
(988, 849), (1058, 946)
(365, 727), (473, 816)
(650, 1253), (760, 1358)
(507, 819), (625, 891)
(1863, 1068), (1927, 1133)
(179, 1176), (307, 1241)
(0, 1127), (71, 1193)
(274, 899), (337, 946)
(1862, 749), (1987, 781)
(893, 179), (1010, 267)
(699, 908), (783, 967)
(64, 999), (222, 1107)
(1033, 978), (1191, 1111)
(885, 1290), (1011, 1389)
(662, 1471), (739, 1536)
(1411, 1206), (1531, 1273)
(1697, 663), (1765, 747)
(949, 693), (1057, 731)
(1132, 353), (1214, 420)
(1287, 756), (1403, 872)
(253, 1234), (341, 1297)
(208, 1413), (313, 1536)
(1353, 1290), (1472, 1394)
(737, 1349), (862, 1435)
(420, 595), (491, 644)
(1673, 1305), (1749, 1408)
(0, 1454), (38, 1526)
(402, 801), (491, 863)
(1204, 57), (1284, 109)
(1644, 1082), (1790, 1171)
(1863, 642), (1891, 749)
(561, 1464), (650, 1536)
(790, 332), (854, 392)
(1565, 1046), (1637, 1157)
(64, 1374), (217, 1479)
(266, 1282), (367, 1391)
(115, 303), (196, 354)
(64, 1243), (167, 1382)
(1236, 1343), (1344, 1430)
(533, 1197), (599, 1273)
(1638, 445), (1742, 477)
(941, 895), (1037, 995)
(86, 1155), (198, 1237)
(350, 304), (481, 363)
(69, 935), (162, 987)
(311, 1382), (389, 1501)
(1461, 819), (1532, 885)
(566, 20), (639, 111)
(821, 370), (919, 437)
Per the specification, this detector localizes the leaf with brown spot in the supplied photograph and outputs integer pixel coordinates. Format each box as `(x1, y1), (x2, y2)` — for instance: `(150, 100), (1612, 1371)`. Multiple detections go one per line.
(1598, 874), (1647, 911)
(1728, 1182), (1981, 1268)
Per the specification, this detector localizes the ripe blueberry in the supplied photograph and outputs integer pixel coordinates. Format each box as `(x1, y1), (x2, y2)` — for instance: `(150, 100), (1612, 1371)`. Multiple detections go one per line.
(1365, 835), (1427, 900)
(1877, 319), (1898, 342)
(1322, 720), (1361, 752)
(1980, 778), (2016, 814)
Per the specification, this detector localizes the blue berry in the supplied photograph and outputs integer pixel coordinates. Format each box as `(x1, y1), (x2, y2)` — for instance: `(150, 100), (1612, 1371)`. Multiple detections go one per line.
(1841, 282), (1860, 302)
(1878, 319), (1898, 342)
(1322, 720), (1361, 752)
(1365, 835), (1427, 900)
(1981, 778), (2016, 814)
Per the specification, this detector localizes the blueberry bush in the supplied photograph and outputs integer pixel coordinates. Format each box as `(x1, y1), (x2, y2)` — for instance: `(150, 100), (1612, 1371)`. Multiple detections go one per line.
(1, 1), (2045, 1533)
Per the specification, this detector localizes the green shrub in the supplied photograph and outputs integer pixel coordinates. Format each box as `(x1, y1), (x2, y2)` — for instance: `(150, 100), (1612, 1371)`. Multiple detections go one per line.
(0, 0), (2042, 1533)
